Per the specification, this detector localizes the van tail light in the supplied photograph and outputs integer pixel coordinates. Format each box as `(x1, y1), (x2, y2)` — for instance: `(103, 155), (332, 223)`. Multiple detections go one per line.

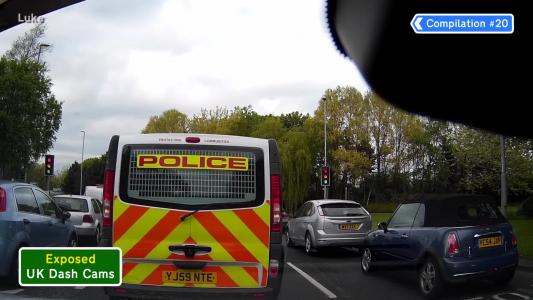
(102, 170), (115, 228)
(82, 214), (95, 224)
(0, 187), (6, 212)
(512, 232), (517, 247)
(269, 259), (280, 278)
(446, 232), (460, 257)
(270, 175), (282, 232)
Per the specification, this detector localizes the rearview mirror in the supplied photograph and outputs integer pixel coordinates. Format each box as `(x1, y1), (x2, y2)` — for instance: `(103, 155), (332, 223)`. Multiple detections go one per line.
(378, 222), (388, 232)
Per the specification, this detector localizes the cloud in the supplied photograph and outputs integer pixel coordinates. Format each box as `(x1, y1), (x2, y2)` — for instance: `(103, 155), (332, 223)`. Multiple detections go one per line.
(0, 0), (368, 171)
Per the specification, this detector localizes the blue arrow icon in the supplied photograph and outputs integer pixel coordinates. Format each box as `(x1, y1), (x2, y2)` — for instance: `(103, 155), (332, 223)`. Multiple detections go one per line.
(411, 14), (514, 34)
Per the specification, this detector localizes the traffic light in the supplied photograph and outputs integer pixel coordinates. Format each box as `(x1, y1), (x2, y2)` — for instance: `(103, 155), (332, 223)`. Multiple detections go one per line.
(321, 166), (330, 187)
(45, 155), (54, 176)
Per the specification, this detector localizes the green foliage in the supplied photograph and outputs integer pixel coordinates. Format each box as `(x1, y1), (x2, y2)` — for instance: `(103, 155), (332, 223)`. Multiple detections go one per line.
(251, 117), (286, 140)
(62, 161), (80, 195)
(519, 198), (533, 218)
(142, 109), (189, 133)
(367, 202), (398, 213)
(61, 154), (107, 195)
(280, 130), (312, 213)
(140, 86), (533, 208)
(0, 23), (62, 179)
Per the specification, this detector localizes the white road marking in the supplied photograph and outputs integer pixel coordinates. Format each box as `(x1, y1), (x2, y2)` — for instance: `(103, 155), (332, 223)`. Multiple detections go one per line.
(74, 286), (85, 290)
(1, 289), (24, 294)
(287, 262), (337, 299)
(464, 297), (484, 300)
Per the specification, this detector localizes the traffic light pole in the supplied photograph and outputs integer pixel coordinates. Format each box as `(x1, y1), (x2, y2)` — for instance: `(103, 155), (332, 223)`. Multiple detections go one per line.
(323, 97), (328, 199)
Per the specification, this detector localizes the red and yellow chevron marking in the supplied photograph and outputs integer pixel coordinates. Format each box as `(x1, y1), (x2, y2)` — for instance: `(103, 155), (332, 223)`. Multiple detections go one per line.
(113, 197), (270, 288)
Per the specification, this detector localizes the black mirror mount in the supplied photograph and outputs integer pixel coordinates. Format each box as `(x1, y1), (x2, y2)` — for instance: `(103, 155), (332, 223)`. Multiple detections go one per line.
(62, 211), (71, 221)
(378, 222), (388, 232)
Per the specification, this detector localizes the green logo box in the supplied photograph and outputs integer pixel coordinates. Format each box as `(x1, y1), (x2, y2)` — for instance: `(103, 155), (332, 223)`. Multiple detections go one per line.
(19, 247), (122, 286)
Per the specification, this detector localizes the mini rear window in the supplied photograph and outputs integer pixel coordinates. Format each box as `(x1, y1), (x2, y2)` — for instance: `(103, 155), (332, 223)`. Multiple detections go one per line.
(54, 197), (89, 213)
(457, 202), (505, 225)
(320, 203), (366, 217)
(120, 145), (265, 210)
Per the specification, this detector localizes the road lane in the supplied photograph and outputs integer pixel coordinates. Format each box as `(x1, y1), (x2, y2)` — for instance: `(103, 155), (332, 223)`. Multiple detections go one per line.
(3, 240), (533, 300)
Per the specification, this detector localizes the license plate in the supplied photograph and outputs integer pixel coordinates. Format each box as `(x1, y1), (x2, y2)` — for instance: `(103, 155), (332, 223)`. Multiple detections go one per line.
(162, 271), (217, 284)
(339, 223), (361, 231)
(479, 236), (503, 248)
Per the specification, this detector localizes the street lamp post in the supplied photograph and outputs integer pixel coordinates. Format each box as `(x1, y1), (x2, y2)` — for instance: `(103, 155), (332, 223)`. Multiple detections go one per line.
(37, 43), (50, 63)
(80, 130), (85, 195)
(323, 96), (328, 199)
(500, 135), (507, 217)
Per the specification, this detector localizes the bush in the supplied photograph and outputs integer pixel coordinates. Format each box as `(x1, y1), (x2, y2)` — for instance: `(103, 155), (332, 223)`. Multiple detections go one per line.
(519, 197), (533, 218)
(367, 202), (398, 213)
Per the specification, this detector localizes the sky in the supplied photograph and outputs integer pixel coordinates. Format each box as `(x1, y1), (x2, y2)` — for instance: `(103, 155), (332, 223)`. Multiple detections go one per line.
(0, 0), (368, 172)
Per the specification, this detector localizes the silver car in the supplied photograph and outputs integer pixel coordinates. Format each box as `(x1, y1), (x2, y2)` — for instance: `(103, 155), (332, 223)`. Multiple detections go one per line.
(53, 195), (103, 244)
(286, 200), (372, 255)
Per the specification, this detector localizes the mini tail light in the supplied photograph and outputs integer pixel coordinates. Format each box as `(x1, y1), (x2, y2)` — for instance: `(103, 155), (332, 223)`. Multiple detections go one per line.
(102, 170), (115, 228)
(512, 232), (517, 247)
(270, 175), (282, 232)
(269, 259), (280, 278)
(82, 214), (95, 224)
(185, 137), (200, 143)
(0, 187), (6, 212)
(446, 232), (460, 256)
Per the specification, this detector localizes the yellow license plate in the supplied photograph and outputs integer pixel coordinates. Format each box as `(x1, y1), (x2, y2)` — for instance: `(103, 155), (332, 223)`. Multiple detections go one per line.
(162, 271), (217, 284)
(479, 236), (503, 248)
(339, 223), (360, 231)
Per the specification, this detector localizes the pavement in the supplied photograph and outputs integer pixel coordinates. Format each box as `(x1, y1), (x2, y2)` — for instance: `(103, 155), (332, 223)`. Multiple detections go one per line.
(2, 240), (533, 300)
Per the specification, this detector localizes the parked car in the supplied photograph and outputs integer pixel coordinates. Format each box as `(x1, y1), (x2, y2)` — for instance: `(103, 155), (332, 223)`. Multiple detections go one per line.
(360, 194), (519, 298)
(53, 195), (103, 245)
(0, 180), (77, 282)
(286, 200), (372, 255)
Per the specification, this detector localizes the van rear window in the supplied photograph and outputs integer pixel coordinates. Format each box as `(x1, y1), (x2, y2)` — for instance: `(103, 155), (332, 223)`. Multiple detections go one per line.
(120, 145), (264, 209)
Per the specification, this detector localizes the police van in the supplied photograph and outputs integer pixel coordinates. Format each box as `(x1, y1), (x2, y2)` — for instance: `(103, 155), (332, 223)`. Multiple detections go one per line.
(101, 134), (284, 299)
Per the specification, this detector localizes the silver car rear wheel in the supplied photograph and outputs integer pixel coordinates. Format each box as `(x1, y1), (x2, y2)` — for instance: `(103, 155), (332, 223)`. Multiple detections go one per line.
(305, 233), (313, 255)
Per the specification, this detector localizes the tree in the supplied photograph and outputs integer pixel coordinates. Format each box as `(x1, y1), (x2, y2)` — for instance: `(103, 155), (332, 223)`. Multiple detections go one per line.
(189, 107), (229, 134)
(251, 117), (286, 140)
(280, 130), (313, 213)
(0, 23), (62, 179)
(142, 109), (189, 133)
(62, 162), (80, 195)
(81, 154), (107, 187)
(4, 23), (50, 62)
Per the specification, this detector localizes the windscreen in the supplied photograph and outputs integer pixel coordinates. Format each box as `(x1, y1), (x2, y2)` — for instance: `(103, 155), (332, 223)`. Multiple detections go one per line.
(320, 203), (366, 217)
(54, 197), (89, 212)
(122, 146), (263, 208)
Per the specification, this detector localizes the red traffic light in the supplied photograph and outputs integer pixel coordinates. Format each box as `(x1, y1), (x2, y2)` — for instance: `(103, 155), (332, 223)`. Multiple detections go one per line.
(44, 154), (55, 176)
(321, 166), (330, 187)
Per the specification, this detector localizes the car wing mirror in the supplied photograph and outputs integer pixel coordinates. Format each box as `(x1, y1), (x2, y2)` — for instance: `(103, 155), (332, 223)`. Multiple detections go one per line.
(62, 211), (71, 221)
(378, 222), (388, 232)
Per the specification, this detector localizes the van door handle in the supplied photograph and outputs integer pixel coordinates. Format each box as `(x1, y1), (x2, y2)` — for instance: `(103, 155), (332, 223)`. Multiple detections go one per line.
(401, 234), (409, 239)
(23, 218), (31, 225)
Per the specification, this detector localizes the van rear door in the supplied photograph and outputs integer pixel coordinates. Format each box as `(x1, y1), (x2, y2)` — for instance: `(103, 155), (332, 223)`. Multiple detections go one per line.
(112, 141), (271, 289)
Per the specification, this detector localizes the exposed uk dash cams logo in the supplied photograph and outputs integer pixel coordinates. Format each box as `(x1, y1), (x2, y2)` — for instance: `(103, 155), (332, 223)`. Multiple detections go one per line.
(18, 13), (45, 24)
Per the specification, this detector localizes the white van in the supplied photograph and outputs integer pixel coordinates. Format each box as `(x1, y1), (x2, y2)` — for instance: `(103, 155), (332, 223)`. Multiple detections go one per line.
(101, 133), (284, 299)
(84, 185), (103, 203)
